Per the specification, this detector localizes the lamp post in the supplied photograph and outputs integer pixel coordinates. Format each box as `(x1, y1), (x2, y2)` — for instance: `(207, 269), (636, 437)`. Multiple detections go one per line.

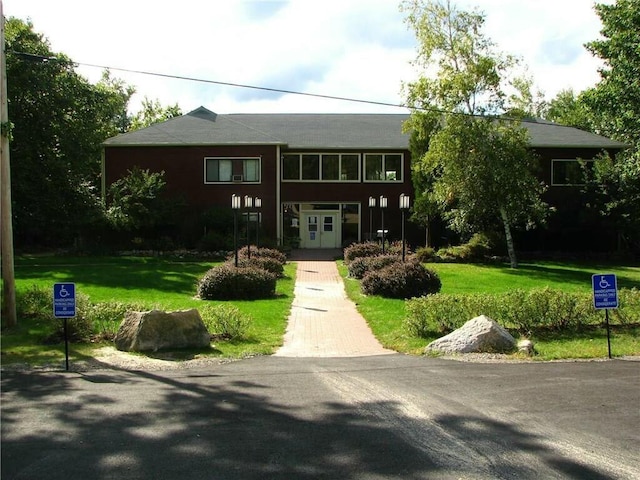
(254, 197), (262, 248)
(368, 196), (376, 242)
(244, 195), (253, 259)
(231, 194), (241, 267)
(399, 194), (410, 262)
(380, 195), (388, 253)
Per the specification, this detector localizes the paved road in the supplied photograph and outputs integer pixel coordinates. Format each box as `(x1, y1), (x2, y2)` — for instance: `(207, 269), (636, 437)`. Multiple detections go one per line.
(2, 355), (639, 479)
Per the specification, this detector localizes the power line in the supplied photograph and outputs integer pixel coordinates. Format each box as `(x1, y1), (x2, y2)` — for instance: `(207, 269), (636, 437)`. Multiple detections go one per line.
(12, 50), (549, 125)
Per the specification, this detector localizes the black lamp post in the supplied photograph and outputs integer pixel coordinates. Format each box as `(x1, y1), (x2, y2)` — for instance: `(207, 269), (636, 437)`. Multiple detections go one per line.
(254, 197), (262, 248)
(399, 193), (410, 262)
(368, 196), (376, 241)
(244, 195), (253, 259)
(231, 194), (241, 267)
(380, 195), (388, 253)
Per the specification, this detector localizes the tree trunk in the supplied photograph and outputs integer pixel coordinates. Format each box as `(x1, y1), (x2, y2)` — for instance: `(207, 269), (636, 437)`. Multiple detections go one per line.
(500, 208), (518, 268)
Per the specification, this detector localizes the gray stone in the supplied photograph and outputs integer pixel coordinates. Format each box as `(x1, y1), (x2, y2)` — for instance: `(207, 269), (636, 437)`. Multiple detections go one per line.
(115, 309), (211, 352)
(518, 339), (535, 356)
(425, 315), (516, 354)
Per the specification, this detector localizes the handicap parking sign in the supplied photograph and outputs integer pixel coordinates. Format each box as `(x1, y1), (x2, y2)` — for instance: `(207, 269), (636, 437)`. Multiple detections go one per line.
(592, 274), (618, 310)
(53, 283), (76, 318)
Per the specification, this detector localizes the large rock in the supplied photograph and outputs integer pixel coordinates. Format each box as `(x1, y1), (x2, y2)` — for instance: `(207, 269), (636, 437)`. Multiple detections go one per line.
(115, 309), (210, 352)
(425, 315), (516, 354)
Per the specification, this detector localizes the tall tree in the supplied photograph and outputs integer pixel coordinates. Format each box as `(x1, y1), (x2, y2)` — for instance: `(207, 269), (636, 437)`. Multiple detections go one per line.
(129, 97), (181, 131)
(6, 18), (133, 247)
(402, 0), (548, 267)
(580, 0), (640, 252)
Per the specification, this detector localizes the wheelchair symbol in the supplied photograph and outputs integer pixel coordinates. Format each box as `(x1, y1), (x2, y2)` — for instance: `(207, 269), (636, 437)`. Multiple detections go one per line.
(59, 285), (70, 297)
(598, 276), (611, 289)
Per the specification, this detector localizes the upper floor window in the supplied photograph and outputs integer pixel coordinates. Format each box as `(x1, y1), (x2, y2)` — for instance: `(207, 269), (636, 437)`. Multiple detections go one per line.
(282, 153), (360, 181)
(551, 159), (593, 186)
(364, 153), (403, 182)
(205, 157), (261, 183)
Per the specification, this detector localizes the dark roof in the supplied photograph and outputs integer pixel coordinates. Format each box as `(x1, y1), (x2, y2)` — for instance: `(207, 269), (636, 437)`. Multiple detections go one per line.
(103, 106), (627, 150)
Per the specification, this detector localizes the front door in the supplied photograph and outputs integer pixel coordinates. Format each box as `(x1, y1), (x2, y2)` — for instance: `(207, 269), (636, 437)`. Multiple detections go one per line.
(301, 212), (339, 248)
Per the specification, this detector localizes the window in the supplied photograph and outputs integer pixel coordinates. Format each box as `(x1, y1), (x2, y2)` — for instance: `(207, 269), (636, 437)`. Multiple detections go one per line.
(282, 153), (361, 181)
(364, 153), (403, 182)
(205, 157), (260, 183)
(551, 159), (592, 186)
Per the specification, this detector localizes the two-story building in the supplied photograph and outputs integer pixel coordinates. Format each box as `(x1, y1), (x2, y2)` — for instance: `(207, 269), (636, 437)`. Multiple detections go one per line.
(103, 107), (626, 251)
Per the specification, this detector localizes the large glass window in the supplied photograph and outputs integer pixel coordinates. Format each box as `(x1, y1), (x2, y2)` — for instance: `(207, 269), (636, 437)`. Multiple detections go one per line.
(282, 154), (300, 180)
(282, 153), (361, 181)
(364, 154), (403, 182)
(322, 155), (339, 180)
(301, 154), (320, 180)
(205, 157), (260, 183)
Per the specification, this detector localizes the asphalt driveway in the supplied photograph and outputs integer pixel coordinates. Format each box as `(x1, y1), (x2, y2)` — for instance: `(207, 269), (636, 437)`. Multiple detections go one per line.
(2, 355), (639, 479)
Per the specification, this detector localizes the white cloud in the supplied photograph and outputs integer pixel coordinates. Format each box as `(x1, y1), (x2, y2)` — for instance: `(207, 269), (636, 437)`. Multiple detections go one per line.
(4, 0), (611, 114)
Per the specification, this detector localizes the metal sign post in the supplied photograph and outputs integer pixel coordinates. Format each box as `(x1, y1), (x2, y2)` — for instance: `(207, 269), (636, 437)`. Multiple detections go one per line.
(592, 274), (618, 359)
(53, 283), (76, 371)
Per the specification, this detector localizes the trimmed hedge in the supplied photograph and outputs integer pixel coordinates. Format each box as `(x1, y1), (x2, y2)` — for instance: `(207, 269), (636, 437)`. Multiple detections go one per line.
(362, 260), (442, 299)
(234, 256), (284, 278)
(237, 246), (287, 265)
(404, 287), (640, 337)
(348, 254), (402, 279)
(198, 264), (276, 300)
(344, 242), (383, 264)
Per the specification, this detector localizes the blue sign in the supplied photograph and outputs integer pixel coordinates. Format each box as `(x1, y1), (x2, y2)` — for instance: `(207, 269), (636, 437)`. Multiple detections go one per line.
(53, 283), (76, 318)
(592, 274), (618, 310)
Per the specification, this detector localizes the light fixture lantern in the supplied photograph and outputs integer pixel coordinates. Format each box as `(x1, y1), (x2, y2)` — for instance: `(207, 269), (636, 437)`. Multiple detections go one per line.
(255, 197), (262, 208)
(244, 195), (253, 208)
(231, 194), (241, 209)
(400, 194), (410, 210)
(368, 196), (376, 208)
(379, 195), (388, 209)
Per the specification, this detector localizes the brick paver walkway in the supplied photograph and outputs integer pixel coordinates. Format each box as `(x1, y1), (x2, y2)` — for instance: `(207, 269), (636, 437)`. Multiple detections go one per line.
(275, 250), (395, 357)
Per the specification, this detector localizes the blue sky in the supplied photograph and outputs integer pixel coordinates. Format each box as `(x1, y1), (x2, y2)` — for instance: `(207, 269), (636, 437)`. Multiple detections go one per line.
(5, 0), (612, 115)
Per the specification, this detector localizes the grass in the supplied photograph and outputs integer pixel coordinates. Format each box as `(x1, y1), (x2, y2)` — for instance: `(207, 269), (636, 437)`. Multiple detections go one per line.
(4, 255), (639, 366)
(340, 260), (640, 360)
(2, 255), (296, 366)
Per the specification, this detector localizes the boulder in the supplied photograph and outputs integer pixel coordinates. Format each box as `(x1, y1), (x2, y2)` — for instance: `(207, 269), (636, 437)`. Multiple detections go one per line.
(115, 309), (211, 352)
(425, 315), (516, 354)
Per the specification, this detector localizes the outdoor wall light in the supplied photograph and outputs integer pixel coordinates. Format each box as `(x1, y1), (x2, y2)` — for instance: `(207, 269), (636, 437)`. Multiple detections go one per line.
(399, 194), (410, 261)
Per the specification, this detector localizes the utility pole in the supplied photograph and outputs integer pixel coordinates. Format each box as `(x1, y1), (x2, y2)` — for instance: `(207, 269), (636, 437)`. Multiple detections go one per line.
(1, 0), (17, 327)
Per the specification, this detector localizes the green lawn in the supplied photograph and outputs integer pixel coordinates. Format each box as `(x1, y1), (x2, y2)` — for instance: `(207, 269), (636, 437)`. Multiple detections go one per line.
(427, 261), (640, 294)
(4, 255), (639, 365)
(340, 261), (640, 359)
(2, 255), (296, 364)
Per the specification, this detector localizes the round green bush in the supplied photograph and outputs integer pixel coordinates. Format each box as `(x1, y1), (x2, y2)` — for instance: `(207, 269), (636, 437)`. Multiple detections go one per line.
(348, 254), (402, 279)
(234, 256), (284, 278)
(361, 260), (441, 299)
(343, 242), (383, 264)
(198, 264), (276, 300)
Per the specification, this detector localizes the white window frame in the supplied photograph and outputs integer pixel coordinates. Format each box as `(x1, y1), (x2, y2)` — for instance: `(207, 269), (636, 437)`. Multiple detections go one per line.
(363, 153), (404, 183)
(204, 157), (261, 184)
(281, 153), (361, 182)
(551, 159), (593, 187)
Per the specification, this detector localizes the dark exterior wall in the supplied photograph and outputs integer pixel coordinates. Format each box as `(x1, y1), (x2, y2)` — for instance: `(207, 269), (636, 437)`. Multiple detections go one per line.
(280, 149), (415, 242)
(104, 145), (279, 238)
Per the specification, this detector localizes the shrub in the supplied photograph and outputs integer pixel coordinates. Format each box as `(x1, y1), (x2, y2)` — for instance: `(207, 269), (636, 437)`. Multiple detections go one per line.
(613, 288), (640, 324)
(435, 232), (492, 262)
(200, 304), (251, 340)
(234, 256), (284, 278)
(343, 242), (382, 265)
(237, 246), (287, 265)
(403, 288), (630, 338)
(48, 293), (94, 343)
(362, 260), (441, 299)
(16, 285), (52, 321)
(348, 254), (402, 279)
(197, 264), (276, 300)
(387, 240), (413, 257)
(415, 246), (436, 263)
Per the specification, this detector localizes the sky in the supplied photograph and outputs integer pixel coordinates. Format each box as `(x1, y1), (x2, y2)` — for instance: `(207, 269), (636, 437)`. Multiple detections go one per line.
(4, 0), (612, 115)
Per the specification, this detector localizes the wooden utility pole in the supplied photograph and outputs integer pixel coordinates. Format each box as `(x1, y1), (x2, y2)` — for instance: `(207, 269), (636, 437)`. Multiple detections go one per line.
(1, 0), (17, 327)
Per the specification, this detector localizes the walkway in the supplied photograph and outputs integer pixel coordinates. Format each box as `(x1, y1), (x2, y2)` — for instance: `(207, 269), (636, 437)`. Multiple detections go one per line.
(275, 249), (395, 357)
